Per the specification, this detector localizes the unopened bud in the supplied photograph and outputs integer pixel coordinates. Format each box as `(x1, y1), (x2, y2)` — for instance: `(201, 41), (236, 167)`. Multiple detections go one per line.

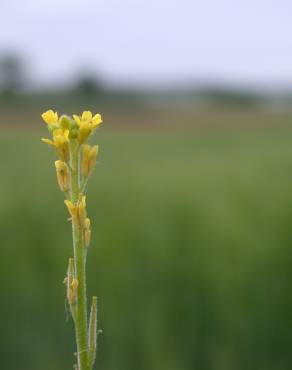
(78, 122), (92, 144)
(69, 128), (78, 139)
(64, 195), (87, 227)
(59, 115), (73, 130)
(55, 160), (70, 192)
(81, 144), (99, 177)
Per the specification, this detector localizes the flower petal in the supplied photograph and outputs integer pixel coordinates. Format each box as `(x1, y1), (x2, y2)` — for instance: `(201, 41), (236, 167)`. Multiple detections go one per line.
(42, 110), (58, 124)
(63, 129), (70, 139)
(41, 138), (55, 146)
(81, 111), (92, 121)
(52, 128), (64, 138)
(92, 113), (102, 127)
(73, 114), (81, 126)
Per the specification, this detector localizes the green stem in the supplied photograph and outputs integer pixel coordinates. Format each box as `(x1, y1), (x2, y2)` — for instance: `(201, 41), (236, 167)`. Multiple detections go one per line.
(70, 141), (89, 370)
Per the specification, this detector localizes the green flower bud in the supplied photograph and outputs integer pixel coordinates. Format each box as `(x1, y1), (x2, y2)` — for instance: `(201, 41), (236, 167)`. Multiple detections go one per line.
(69, 128), (79, 139)
(59, 115), (73, 130)
(48, 123), (60, 132)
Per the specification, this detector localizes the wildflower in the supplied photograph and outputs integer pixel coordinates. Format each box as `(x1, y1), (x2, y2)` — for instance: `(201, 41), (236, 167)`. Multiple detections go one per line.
(40, 109), (103, 370)
(73, 111), (103, 144)
(42, 129), (70, 161)
(41, 109), (58, 125)
(64, 195), (87, 227)
(81, 144), (99, 178)
(55, 160), (70, 192)
(73, 111), (102, 128)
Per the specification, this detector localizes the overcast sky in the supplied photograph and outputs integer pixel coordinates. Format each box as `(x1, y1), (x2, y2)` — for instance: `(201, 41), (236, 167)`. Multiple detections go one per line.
(0, 0), (291, 89)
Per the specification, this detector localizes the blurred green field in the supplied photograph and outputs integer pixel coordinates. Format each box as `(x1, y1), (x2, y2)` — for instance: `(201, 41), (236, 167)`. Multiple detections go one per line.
(1, 110), (292, 370)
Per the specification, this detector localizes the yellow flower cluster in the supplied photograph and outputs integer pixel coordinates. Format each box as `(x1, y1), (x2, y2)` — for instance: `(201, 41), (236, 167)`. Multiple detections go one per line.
(41, 109), (102, 250)
(41, 109), (102, 159)
(73, 111), (102, 144)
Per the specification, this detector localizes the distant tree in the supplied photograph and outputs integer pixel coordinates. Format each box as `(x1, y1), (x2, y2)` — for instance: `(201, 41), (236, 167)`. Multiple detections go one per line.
(199, 87), (261, 107)
(73, 73), (105, 97)
(0, 54), (25, 96)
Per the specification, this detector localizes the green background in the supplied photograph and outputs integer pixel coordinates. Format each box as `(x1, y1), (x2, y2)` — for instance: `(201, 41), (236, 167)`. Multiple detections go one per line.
(1, 107), (292, 370)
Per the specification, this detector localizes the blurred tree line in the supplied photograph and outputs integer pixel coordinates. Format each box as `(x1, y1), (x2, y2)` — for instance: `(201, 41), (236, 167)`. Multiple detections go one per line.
(0, 52), (291, 110)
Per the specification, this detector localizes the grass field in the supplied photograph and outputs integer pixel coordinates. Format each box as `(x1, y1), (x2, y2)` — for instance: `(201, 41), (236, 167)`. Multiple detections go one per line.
(1, 108), (292, 370)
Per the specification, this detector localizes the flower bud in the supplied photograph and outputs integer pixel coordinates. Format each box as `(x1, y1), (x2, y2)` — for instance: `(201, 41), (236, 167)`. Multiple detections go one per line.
(64, 195), (87, 228)
(69, 128), (78, 139)
(55, 160), (70, 192)
(81, 144), (99, 177)
(59, 115), (73, 130)
(77, 122), (92, 144)
(47, 123), (60, 132)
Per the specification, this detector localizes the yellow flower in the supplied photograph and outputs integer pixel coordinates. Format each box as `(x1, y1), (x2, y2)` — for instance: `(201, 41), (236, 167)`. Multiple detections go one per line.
(41, 110), (59, 125)
(78, 121), (92, 144)
(64, 195), (87, 227)
(52, 128), (69, 138)
(73, 111), (103, 128)
(55, 160), (70, 192)
(81, 144), (99, 177)
(73, 111), (103, 144)
(41, 129), (70, 161)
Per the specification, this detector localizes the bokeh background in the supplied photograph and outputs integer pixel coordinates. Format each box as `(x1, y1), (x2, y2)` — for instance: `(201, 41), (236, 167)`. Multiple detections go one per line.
(1, 1), (292, 370)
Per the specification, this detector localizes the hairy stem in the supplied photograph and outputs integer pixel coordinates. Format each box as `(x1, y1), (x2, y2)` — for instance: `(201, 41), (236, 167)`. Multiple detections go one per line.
(70, 141), (89, 370)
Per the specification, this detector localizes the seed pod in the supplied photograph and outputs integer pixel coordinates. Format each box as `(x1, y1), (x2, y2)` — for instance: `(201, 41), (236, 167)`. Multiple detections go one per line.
(88, 296), (98, 368)
(84, 218), (91, 248)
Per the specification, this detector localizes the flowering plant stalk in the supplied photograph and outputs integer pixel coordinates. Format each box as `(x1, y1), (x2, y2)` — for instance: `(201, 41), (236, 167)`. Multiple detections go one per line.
(41, 109), (103, 370)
